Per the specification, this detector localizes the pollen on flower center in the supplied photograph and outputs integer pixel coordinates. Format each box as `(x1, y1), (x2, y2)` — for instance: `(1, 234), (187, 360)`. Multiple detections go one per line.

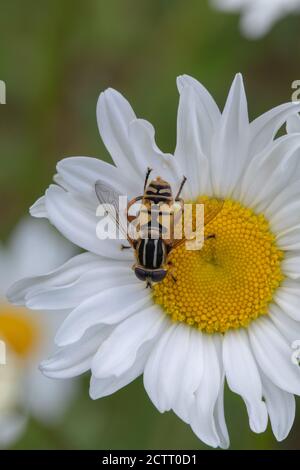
(153, 197), (284, 334)
(0, 305), (40, 358)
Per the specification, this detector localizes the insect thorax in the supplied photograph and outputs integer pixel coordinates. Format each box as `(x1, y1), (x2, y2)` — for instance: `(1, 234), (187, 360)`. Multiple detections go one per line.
(144, 179), (173, 204)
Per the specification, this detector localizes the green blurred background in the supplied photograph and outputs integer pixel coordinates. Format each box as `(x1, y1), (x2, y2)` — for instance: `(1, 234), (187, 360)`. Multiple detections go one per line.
(0, 0), (300, 450)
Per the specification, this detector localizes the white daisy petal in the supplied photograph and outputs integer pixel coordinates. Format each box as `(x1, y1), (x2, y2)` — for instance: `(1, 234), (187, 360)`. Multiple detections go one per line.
(89, 344), (148, 399)
(210, 334), (230, 449)
(97, 88), (169, 181)
(45, 184), (132, 260)
(265, 179), (300, 232)
(30, 196), (47, 218)
(211, 73), (249, 198)
(176, 74), (221, 125)
(270, 303), (300, 343)
(249, 317), (300, 395)
(212, 1), (300, 39)
(266, 188), (300, 235)
(41, 326), (111, 379)
(7, 252), (101, 305)
(175, 74), (221, 198)
(190, 335), (222, 448)
(0, 216), (78, 442)
(287, 114), (300, 134)
(276, 227), (300, 251)
(211, 0), (242, 11)
(249, 102), (300, 156)
(144, 324), (203, 422)
(282, 252), (300, 280)
(239, 134), (300, 211)
(223, 329), (268, 433)
(91, 306), (167, 378)
(25, 265), (134, 310)
(25, 371), (77, 425)
(0, 246), (8, 298)
(97, 88), (137, 174)
(128, 119), (181, 186)
(6, 217), (74, 284)
(55, 283), (149, 347)
(56, 156), (138, 202)
(0, 413), (27, 448)
(143, 323), (178, 413)
(148, 324), (189, 415)
(261, 371), (295, 442)
(240, 6), (285, 39)
(275, 280), (300, 321)
(173, 327), (205, 423)
(213, 378), (230, 449)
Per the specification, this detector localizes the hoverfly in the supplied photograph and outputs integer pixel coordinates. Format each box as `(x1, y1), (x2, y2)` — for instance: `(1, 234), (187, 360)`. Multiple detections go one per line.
(95, 168), (223, 287)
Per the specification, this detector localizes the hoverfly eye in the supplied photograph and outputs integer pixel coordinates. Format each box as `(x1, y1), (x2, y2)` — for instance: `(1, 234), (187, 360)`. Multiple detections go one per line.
(150, 270), (167, 283)
(134, 267), (147, 281)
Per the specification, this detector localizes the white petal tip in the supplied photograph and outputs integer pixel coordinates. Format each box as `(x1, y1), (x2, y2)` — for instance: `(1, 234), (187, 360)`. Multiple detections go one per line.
(98, 87), (120, 103)
(176, 74), (191, 92)
(39, 359), (63, 379)
(39, 361), (51, 376)
(235, 72), (243, 81)
(89, 391), (98, 401)
(249, 420), (268, 434)
(219, 441), (230, 450)
(6, 283), (23, 305)
(30, 196), (47, 218)
(275, 433), (289, 442)
(23, 301), (40, 310)
(54, 332), (76, 348)
(231, 72), (245, 89)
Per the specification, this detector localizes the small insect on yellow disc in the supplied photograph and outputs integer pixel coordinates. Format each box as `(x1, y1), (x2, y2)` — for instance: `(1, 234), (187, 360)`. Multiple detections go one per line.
(153, 197), (284, 334)
(0, 305), (40, 358)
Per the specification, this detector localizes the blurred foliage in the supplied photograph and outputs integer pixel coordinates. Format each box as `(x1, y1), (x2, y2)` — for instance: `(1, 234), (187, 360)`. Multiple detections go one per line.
(1, 0), (300, 450)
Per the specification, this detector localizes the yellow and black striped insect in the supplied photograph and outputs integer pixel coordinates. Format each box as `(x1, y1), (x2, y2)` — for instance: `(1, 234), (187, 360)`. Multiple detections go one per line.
(95, 168), (223, 287)
(126, 168), (187, 285)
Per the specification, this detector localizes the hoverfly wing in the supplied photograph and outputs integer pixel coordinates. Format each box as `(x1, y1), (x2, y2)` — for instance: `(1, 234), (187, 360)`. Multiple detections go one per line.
(95, 180), (131, 243)
(204, 198), (224, 226)
(171, 198), (224, 250)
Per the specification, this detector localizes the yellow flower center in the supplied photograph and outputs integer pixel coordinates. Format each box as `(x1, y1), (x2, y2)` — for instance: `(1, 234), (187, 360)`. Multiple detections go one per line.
(153, 197), (284, 334)
(0, 304), (40, 358)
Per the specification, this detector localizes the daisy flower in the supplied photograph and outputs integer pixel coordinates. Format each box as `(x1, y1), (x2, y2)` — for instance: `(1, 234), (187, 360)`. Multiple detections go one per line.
(211, 0), (300, 39)
(0, 217), (76, 447)
(8, 73), (300, 448)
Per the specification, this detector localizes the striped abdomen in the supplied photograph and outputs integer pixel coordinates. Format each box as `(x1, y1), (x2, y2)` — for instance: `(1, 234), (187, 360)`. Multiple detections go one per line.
(137, 238), (167, 269)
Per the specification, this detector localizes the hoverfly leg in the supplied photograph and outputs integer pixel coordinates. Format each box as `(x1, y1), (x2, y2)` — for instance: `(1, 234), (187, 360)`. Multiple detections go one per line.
(175, 176), (187, 201)
(121, 244), (132, 250)
(205, 234), (218, 265)
(204, 234), (216, 241)
(166, 261), (177, 283)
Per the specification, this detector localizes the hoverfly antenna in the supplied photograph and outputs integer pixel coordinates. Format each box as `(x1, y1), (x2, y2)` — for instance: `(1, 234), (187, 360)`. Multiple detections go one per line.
(144, 167), (153, 191)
